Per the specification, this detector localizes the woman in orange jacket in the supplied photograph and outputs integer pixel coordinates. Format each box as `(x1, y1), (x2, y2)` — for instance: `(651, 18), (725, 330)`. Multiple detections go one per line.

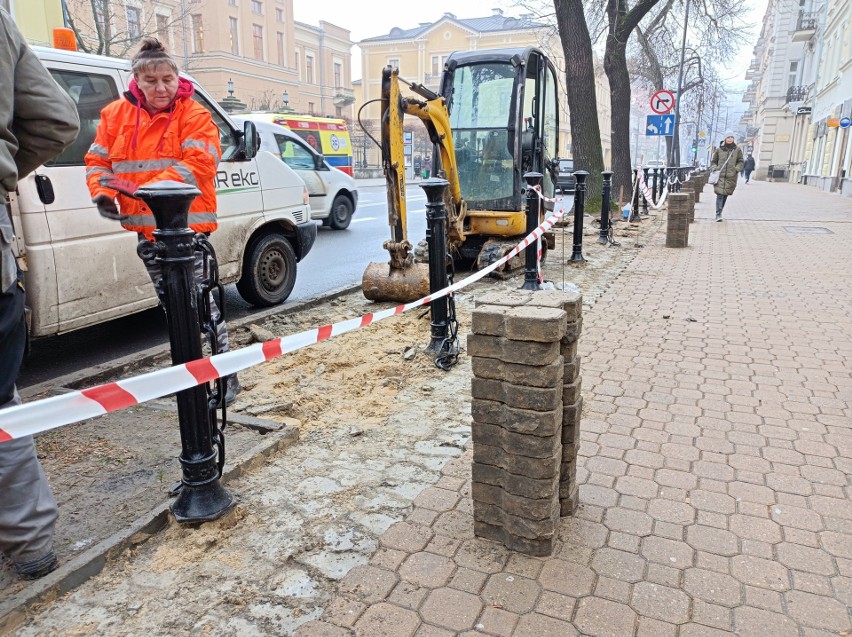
(85, 37), (239, 403)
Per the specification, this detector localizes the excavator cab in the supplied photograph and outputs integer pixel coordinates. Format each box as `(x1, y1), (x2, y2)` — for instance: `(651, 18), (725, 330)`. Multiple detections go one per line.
(361, 46), (561, 303)
(437, 47), (560, 265)
(440, 50), (558, 205)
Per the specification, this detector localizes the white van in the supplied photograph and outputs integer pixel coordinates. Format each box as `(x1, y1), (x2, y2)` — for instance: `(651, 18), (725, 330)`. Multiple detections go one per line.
(233, 116), (359, 230)
(8, 46), (317, 338)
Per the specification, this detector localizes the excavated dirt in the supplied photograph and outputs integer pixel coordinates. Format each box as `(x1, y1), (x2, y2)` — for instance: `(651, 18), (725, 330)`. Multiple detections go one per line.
(3, 216), (665, 634)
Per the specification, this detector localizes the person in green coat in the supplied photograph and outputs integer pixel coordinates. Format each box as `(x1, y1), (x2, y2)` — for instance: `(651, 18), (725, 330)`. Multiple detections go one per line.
(710, 134), (744, 222)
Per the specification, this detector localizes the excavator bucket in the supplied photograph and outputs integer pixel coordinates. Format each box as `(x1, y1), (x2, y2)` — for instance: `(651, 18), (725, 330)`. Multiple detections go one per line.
(362, 261), (430, 303)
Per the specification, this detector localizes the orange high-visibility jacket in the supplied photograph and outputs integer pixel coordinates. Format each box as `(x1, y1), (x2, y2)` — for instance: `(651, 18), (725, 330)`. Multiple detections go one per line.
(85, 80), (220, 240)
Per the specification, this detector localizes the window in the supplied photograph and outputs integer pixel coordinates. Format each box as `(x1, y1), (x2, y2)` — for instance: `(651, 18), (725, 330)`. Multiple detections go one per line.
(229, 17), (239, 55)
(295, 50), (301, 78)
(45, 70), (119, 167)
(431, 55), (440, 77)
(191, 92), (238, 161)
(334, 62), (342, 88)
(253, 24), (264, 61)
(276, 7), (283, 22)
(126, 6), (141, 40)
(274, 134), (316, 169)
(335, 106), (342, 117)
(306, 55), (314, 83)
(788, 61), (799, 89)
(94, 2), (106, 30)
(228, 0), (236, 5)
(277, 32), (285, 66)
(388, 58), (400, 71)
(191, 14), (204, 53)
(251, 0), (262, 14)
(156, 14), (170, 48)
(308, 101), (315, 114)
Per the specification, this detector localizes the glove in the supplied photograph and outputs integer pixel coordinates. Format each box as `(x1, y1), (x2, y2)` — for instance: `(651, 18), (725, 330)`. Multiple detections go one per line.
(93, 194), (127, 221)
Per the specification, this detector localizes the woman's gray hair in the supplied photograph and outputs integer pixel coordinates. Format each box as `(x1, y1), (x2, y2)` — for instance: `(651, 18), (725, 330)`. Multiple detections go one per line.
(131, 36), (179, 76)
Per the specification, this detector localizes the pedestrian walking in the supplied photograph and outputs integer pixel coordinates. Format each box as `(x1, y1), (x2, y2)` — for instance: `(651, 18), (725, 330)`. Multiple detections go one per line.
(0, 8), (80, 579)
(84, 37), (240, 404)
(743, 153), (756, 183)
(709, 134), (744, 222)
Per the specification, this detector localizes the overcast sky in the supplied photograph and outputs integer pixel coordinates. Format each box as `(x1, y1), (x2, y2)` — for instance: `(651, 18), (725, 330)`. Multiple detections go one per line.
(292, 0), (768, 102)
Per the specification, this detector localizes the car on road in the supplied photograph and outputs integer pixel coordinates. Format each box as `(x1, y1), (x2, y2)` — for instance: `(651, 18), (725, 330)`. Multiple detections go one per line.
(644, 160), (666, 170)
(556, 159), (575, 193)
(234, 117), (359, 230)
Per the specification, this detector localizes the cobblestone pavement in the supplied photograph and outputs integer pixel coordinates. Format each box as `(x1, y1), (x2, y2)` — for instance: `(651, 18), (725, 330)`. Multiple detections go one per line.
(294, 181), (852, 636)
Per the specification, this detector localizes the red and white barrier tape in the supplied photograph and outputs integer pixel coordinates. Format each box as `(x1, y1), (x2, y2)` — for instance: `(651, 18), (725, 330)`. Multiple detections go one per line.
(0, 207), (567, 443)
(637, 170), (669, 210)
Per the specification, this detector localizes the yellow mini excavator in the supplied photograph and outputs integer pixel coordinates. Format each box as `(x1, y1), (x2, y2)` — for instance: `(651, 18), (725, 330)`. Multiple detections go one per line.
(361, 47), (562, 303)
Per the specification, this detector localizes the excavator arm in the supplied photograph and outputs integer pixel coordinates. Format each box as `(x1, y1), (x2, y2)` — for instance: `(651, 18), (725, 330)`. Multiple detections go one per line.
(380, 66), (467, 261)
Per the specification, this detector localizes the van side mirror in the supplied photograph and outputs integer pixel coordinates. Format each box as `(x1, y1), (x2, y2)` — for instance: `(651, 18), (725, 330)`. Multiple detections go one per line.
(314, 154), (326, 171)
(243, 121), (259, 159)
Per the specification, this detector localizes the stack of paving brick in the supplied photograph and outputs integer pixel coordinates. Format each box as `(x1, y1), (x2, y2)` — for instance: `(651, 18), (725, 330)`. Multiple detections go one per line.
(682, 177), (701, 205)
(467, 289), (582, 557)
(666, 192), (690, 248)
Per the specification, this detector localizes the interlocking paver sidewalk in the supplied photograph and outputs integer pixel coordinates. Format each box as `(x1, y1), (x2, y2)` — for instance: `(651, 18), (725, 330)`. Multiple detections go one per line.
(297, 181), (852, 637)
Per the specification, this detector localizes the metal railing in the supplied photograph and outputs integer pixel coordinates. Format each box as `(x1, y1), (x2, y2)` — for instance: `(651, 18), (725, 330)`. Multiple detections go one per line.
(796, 12), (817, 31)
(786, 85), (808, 104)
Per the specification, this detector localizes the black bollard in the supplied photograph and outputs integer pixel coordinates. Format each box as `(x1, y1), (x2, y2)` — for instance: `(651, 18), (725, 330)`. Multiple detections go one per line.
(630, 168), (641, 222)
(421, 178), (451, 354)
(642, 168), (650, 214)
(570, 171), (589, 262)
(135, 181), (234, 524)
(597, 170), (613, 245)
(658, 168), (667, 200)
(651, 168), (659, 205)
(521, 172), (543, 290)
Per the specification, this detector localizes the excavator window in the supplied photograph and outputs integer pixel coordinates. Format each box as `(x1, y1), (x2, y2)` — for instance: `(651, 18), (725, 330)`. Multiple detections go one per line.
(448, 62), (516, 210)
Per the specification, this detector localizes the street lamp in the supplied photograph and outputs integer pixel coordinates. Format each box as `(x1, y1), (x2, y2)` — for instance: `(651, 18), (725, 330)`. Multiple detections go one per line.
(227, 78), (234, 97)
(282, 90), (289, 109)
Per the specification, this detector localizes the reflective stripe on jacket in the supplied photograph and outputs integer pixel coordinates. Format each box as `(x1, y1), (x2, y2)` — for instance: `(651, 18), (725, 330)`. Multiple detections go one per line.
(85, 92), (220, 240)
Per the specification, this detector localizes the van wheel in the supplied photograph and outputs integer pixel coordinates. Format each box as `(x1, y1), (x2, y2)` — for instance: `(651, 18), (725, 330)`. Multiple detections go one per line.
(328, 195), (353, 230)
(236, 233), (297, 307)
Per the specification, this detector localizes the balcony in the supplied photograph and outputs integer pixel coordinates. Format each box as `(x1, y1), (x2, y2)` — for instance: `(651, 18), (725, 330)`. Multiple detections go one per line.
(792, 12), (817, 41)
(332, 87), (355, 107)
(786, 85), (808, 105)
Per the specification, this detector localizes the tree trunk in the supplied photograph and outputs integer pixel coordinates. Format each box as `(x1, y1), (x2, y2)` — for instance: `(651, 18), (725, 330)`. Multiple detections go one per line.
(553, 0), (604, 205)
(604, 38), (633, 201)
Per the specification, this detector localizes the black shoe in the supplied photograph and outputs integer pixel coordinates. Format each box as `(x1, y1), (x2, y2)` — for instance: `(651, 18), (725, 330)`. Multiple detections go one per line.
(716, 216), (723, 222)
(15, 551), (58, 580)
(224, 374), (241, 406)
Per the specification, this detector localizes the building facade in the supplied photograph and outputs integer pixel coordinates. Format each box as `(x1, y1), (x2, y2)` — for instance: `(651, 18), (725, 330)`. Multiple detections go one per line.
(4, 0), (64, 46)
(63, 0), (354, 117)
(741, 0), (851, 195)
(356, 9), (612, 170)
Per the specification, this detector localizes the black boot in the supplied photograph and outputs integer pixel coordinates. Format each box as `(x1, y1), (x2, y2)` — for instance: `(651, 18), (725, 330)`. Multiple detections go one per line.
(224, 374), (241, 406)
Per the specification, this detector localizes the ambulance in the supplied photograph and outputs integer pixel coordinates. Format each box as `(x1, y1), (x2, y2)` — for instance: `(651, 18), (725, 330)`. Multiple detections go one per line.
(7, 45), (318, 338)
(242, 113), (354, 176)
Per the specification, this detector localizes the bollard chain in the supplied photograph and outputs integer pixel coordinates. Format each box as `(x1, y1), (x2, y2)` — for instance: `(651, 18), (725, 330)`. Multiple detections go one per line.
(193, 233), (227, 476)
(434, 255), (460, 371)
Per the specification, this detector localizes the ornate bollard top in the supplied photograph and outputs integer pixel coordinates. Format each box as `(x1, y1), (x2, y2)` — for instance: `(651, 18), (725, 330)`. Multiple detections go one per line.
(134, 180), (202, 232)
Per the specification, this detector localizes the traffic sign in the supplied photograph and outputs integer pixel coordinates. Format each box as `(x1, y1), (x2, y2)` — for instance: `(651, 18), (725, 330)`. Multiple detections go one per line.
(650, 90), (675, 115)
(699, 131), (706, 139)
(827, 118), (840, 128)
(646, 114), (676, 137)
(840, 116), (851, 129)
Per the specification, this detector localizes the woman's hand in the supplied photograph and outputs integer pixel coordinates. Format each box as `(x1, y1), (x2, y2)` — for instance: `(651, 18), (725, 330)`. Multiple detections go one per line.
(93, 194), (128, 221)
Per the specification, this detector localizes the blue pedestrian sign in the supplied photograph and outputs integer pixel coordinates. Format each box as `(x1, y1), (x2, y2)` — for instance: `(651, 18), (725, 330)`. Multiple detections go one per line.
(646, 114), (676, 137)
(840, 116), (851, 129)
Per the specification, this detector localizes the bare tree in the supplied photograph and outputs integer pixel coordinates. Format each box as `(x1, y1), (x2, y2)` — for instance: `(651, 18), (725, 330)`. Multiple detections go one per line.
(66, 0), (191, 60)
(602, 0), (662, 199)
(551, 0), (606, 203)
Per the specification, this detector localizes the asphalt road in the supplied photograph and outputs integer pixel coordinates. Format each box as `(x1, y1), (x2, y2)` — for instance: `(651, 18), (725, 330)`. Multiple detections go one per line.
(18, 182), (428, 388)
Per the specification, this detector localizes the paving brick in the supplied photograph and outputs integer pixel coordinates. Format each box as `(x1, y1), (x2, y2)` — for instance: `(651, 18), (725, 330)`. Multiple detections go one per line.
(476, 606), (520, 637)
(419, 588), (482, 633)
(472, 355), (564, 388)
(776, 542), (837, 576)
(353, 602), (420, 637)
(388, 581), (430, 610)
(472, 481), (558, 520)
(380, 522), (434, 553)
(467, 334), (560, 366)
(471, 422), (561, 459)
(733, 606), (800, 637)
(473, 443), (560, 480)
(731, 555), (790, 590)
(472, 377), (562, 412)
(398, 552), (456, 588)
(683, 568), (742, 607)
(472, 463), (559, 501)
(538, 558), (596, 596)
(323, 597), (367, 628)
(514, 613), (580, 637)
(339, 565), (399, 603)
(591, 547), (647, 583)
(631, 581), (691, 624)
(448, 567), (487, 594)
(481, 572), (542, 613)
(574, 596), (637, 636)
(686, 525), (739, 556)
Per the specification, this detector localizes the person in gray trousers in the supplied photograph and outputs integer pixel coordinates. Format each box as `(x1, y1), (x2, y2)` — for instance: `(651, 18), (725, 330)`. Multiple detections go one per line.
(1, 9), (80, 579)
